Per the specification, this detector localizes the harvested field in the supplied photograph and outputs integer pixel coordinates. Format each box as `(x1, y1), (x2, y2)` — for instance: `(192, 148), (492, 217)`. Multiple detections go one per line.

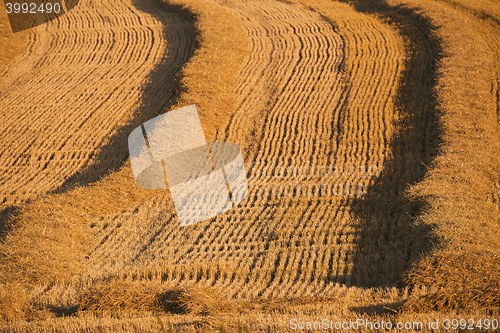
(1, 0), (500, 331)
(0, 0), (197, 225)
(85, 0), (409, 295)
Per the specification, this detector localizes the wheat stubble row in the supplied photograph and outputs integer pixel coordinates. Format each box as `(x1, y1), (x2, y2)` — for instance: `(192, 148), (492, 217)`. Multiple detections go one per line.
(86, 0), (405, 299)
(0, 0), (194, 214)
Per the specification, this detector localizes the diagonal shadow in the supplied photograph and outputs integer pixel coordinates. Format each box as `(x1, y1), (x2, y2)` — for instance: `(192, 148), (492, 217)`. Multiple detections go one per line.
(338, 0), (444, 287)
(61, 0), (199, 189)
(0, 0), (199, 236)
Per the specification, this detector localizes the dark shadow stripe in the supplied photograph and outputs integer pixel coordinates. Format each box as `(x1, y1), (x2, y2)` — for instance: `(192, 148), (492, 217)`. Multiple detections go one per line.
(337, 0), (444, 287)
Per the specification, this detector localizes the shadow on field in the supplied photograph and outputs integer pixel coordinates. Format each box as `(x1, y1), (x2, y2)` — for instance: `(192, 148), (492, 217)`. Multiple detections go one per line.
(340, 0), (444, 287)
(0, 0), (199, 237)
(0, 207), (18, 238)
(58, 1), (199, 191)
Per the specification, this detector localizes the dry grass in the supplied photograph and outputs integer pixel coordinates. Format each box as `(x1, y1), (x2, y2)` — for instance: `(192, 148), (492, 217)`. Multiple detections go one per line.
(0, 3), (28, 230)
(0, 0), (251, 325)
(0, 283), (52, 323)
(1, 0), (500, 330)
(78, 282), (232, 316)
(403, 248), (500, 313)
(0, 2), (28, 73)
(78, 282), (258, 328)
(0, 166), (155, 286)
(386, 0), (500, 312)
(166, 0), (250, 141)
(2, 286), (499, 332)
(0, 0), (199, 224)
(0, 166), (158, 322)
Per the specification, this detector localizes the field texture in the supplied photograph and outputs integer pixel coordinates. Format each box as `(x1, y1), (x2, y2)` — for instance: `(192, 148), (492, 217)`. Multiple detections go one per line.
(0, 0), (197, 222)
(1, 0), (499, 331)
(87, 0), (408, 294)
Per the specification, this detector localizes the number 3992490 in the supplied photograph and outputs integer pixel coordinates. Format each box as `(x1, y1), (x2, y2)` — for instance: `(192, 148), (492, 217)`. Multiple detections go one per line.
(5, 2), (61, 14)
